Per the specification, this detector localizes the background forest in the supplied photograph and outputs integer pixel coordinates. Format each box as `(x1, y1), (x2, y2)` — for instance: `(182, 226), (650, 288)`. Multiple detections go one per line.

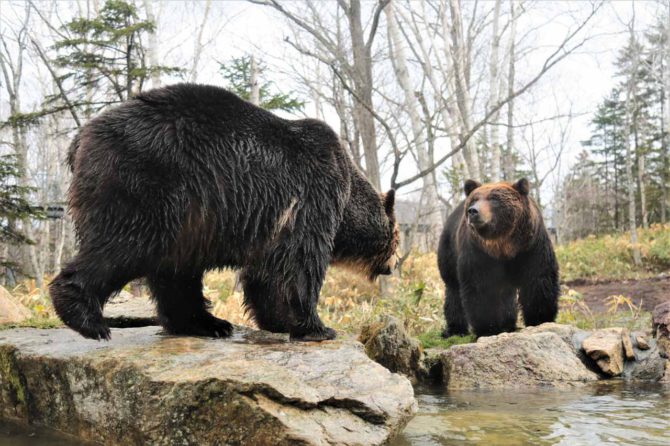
(0, 1), (669, 338)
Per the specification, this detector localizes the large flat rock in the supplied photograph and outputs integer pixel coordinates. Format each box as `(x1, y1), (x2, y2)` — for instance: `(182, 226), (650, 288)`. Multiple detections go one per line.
(0, 326), (417, 446)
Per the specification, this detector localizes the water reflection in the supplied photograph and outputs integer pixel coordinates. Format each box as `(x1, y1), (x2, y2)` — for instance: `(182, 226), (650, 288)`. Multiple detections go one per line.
(393, 382), (670, 446)
(0, 420), (84, 446)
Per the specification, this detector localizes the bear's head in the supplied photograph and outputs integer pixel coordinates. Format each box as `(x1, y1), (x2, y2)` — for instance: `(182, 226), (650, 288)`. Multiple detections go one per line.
(332, 186), (399, 280)
(462, 178), (532, 244)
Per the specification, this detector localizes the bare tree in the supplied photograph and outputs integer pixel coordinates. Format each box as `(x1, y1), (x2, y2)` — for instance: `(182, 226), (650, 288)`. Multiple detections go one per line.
(624, 10), (643, 266)
(0, 3), (43, 283)
(189, 0), (212, 83)
(385, 0), (440, 225)
(488, 0), (503, 181)
(250, 0), (389, 189)
(143, 0), (161, 88)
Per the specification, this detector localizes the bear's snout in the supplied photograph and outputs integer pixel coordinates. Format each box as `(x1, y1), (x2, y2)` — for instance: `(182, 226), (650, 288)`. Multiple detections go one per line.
(467, 204), (483, 226)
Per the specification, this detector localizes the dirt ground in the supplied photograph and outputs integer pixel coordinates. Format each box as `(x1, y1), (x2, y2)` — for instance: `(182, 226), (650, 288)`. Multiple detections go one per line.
(566, 275), (670, 313)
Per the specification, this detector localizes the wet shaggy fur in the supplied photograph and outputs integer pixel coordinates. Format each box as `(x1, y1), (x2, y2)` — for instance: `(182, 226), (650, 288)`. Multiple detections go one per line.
(50, 83), (398, 341)
(437, 179), (559, 337)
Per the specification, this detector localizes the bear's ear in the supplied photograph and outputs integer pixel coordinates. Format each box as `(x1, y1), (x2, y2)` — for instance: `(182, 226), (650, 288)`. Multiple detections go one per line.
(383, 189), (395, 217)
(513, 178), (530, 196)
(464, 179), (481, 197)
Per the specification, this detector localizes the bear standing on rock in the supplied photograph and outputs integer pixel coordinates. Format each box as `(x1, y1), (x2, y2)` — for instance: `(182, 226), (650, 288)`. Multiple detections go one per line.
(437, 179), (559, 338)
(50, 83), (399, 342)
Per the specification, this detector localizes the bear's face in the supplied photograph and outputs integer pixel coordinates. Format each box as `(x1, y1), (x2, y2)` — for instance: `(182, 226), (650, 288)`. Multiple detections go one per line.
(463, 178), (530, 240)
(332, 188), (399, 280)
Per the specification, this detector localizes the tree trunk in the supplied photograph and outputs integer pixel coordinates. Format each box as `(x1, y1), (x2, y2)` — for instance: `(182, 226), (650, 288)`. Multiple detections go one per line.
(386, 1), (439, 225)
(624, 24), (642, 266)
(634, 126), (648, 228)
(346, 0), (381, 189)
(249, 56), (260, 105)
(143, 0), (161, 88)
(189, 0), (211, 83)
(488, 0), (502, 181)
(447, 0), (480, 180)
(504, 0), (517, 180)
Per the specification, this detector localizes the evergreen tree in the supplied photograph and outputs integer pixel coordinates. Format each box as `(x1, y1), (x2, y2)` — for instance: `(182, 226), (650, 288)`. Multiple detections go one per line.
(0, 155), (43, 270)
(46, 0), (182, 119)
(219, 56), (303, 112)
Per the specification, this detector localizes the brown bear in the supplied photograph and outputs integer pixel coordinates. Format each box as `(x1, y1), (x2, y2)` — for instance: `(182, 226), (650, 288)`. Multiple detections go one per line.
(437, 178), (559, 337)
(49, 83), (399, 342)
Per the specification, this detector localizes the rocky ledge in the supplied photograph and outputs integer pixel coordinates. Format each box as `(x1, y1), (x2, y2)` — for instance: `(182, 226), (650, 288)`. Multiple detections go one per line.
(362, 302), (670, 389)
(0, 326), (417, 446)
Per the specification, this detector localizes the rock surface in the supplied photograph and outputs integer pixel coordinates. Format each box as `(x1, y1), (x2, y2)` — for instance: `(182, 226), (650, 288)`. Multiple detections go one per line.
(652, 301), (670, 358)
(438, 329), (599, 388)
(582, 328), (625, 376)
(103, 291), (156, 327)
(0, 286), (31, 324)
(625, 344), (667, 381)
(0, 326), (417, 446)
(635, 333), (651, 350)
(358, 317), (422, 383)
(621, 328), (636, 361)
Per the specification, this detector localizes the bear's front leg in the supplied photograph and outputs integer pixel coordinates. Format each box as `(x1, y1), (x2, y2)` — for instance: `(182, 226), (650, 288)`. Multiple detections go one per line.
(458, 261), (518, 337)
(443, 281), (469, 338)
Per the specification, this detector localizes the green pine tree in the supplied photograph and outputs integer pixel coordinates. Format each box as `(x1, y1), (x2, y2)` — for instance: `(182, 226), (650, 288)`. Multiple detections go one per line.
(0, 155), (43, 270)
(47, 0), (182, 118)
(219, 56), (303, 112)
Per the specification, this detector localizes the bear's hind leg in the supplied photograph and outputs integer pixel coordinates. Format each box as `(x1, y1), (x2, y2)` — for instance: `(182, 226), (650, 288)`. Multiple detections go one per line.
(519, 276), (559, 327)
(518, 243), (560, 327)
(240, 273), (290, 333)
(443, 282), (469, 338)
(242, 270), (335, 341)
(147, 272), (233, 337)
(50, 252), (135, 340)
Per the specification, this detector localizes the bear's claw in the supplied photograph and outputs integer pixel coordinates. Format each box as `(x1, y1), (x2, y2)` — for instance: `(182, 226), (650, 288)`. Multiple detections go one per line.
(290, 326), (337, 342)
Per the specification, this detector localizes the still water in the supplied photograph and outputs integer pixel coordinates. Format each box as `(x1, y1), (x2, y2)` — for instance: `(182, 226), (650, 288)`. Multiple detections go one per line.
(392, 382), (670, 446)
(0, 419), (81, 446)
(1, 382), (668, 445)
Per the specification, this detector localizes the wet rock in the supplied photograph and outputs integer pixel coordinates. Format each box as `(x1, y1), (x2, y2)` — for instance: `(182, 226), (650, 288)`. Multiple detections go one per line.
(359, 316), (422, 383)
(635, 333), (651, 350)
(0, 286), (31, 324)
(582, 328), (625, 376)
(522, 323), (586, 353)
(621, 328), (636, 361)
(662, 361), (670, 383)
(624, 344), (667, 382)
(652, 301), (670, 358)
(0, 326), (417, 446)
(103, 290), (156, 327)
(438, 331), (598, 389)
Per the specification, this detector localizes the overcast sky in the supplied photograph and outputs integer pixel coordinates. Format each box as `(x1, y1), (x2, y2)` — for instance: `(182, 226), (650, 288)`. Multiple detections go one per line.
(2, 0), (665, 207)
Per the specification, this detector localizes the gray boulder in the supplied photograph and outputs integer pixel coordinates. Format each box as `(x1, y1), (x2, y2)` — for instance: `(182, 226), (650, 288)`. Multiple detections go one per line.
(438, 330), (599, 389)
(358, 316), (422, 383)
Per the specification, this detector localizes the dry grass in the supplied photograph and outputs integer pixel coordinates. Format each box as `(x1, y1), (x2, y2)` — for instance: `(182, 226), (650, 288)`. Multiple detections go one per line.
(3, 227), (662, 341)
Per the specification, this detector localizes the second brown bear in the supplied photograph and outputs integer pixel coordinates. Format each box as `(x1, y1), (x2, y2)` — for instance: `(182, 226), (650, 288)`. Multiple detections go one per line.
(437, 178), (559, 337)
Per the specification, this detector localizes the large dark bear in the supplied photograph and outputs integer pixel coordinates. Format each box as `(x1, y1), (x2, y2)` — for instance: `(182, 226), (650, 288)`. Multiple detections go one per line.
(50, 83), (399, 342)
(437, 178), (559, 337)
